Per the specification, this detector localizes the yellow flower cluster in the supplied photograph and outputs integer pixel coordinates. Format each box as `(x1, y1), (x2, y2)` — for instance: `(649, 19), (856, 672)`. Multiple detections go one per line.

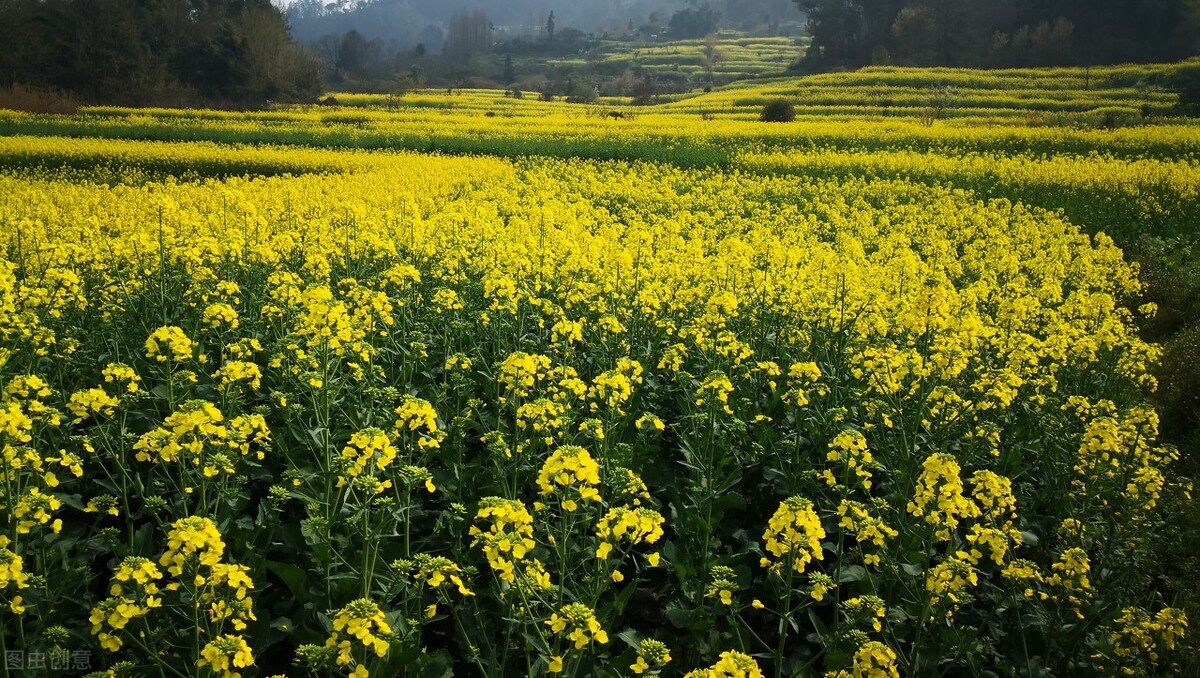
(66, 387), (119, 423)
(90, 557), (164, 653)
(203, 563), (258, 631)
(198, 635), (254, 678)
(394, 395), (439, 439)
(824, 429), (875, 490)
(695, 371), (735, 415)
(517, 398), (568, 446)
(90, 520), (258, 670)
(589, 358), (644, 414)
(632, 638), (672, 675)
(0, 545), (30, 598)
(925, 555), (979, 614)
(12, 487), (63, 534)
(783, 361), (822, 407)
(340, 428), (397, 479)
(1100, 606), (1188, 671)
(826, 641), (900, 678)
(133, 400), (270, 474)
(907, 453), (980, 540)
(706, 566), (740, 606)
(213, 361), (262, 391)
(326, 598), (392, 674)
(470, 497), (536, 583)
(683, 650), (764, 678)
(761, 496), (826, 575)
(102, 363), (141, 392)
(535, 445), (601, 509)
(1046, 547), (1092, 611)
(964, 470), (1022, 567)
(406, 554), (474, 597)
(145, 326), (195, 362)
(160, 516), (225, 575)
(546, 602), (609, 649)
(836, 500), (898, 567)
(498, 352), (552, 402)
(594, 507), (665, 558)
(203, 302), (240, 330)
(843, 595), (887, 632)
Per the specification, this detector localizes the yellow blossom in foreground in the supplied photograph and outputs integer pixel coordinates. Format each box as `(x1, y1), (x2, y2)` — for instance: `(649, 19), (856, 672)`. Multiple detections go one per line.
(761, 496), (825, 575)
(536, 445), (601, 504)
(198, 635), (254, 678)
(327, 598), (392, 668)
(470, 497), (536, 583)
(0, 548), (30, 591)
(907, 452), (980, 540)
(159, 516), (225, 576)
(145, 325), (194, 362)
(684, 650), (764, 678)
(826, 641), (900, 678)
(546, 602), (609, 650)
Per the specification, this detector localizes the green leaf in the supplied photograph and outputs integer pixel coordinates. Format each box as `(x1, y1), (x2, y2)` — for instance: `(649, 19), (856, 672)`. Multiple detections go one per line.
(617, 628), (642, 649)
(715, 491), (746, 511)
(523, 630), (551, 655)
(665, 600), (694, 629)
(419, 652), (454, 678)
(58, 493), (85, 511)
(270, 616), (293, 633)
(836, 564), (867, 583)
(267, 561), (308, 600)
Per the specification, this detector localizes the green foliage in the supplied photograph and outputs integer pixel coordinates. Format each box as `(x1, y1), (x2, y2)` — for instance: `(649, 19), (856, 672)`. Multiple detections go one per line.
(794, 0), (1200, 70)
(0, 0), (321, 106)
(668, 4), (722, 39)
(759, 98), (797, 121)
(1167, 60), (1200, 112)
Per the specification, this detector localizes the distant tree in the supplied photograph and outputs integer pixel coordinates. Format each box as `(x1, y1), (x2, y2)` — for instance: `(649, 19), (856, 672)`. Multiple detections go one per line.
(502, 53), (516, 84)
(418, 24), (445, 54)
(760, 98), (797, 121)
(631, 73), (654, 105)
(668, 4), (722, 39)
(917, 85), (955, 126)
(795, 0), (1199, 71)
(445, 10), (493, 59)
(235, 6), (323, 102)
(702, 33), (724, 82)
(796, 0), (863, 67)
(337, 30), (387, 80)
(0, 0), (320, 106)
(546, 11), (556, 42)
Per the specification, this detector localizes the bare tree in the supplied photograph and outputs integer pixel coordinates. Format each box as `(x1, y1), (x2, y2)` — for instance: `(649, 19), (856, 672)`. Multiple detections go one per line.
(445, 10), (493, 60)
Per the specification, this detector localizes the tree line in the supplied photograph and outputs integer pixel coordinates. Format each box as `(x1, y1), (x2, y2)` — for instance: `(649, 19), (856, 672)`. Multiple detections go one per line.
(795, 0), (1200, 70)
(0, 0), (322, 107)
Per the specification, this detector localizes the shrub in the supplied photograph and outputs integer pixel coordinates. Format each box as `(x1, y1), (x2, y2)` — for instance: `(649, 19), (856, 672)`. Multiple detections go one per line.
(0, 84), (80, 114)
(759, 98), (795, 122)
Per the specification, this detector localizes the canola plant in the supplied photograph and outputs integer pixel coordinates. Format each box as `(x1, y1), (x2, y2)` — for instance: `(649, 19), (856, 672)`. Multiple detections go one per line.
(0, 126), (1191, 677)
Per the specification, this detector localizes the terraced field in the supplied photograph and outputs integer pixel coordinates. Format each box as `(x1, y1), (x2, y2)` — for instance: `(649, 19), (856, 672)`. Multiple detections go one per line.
(548, 34), (808, 85)
(661, 62), (1187, 122)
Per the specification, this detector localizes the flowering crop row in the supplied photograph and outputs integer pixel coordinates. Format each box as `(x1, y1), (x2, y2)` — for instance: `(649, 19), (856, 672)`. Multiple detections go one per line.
(0, 137), (1189, 677)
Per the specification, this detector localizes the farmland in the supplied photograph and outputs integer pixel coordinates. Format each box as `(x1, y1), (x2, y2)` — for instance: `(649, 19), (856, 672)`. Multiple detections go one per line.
(543, 34), (807, 87)
(0, 61), (1198, 677)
